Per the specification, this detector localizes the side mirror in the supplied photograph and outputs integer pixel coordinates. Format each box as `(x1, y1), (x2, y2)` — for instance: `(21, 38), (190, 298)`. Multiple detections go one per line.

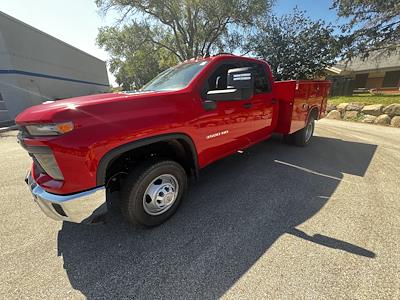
(206, 67), (254, 101)
(227, 67), (254, 90)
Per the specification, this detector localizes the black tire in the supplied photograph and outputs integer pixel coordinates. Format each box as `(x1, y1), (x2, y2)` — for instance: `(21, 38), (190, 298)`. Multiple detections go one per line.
(284, 116), (315, 147)
(120, 160), (187, 227)
(283, 134), (294, 144)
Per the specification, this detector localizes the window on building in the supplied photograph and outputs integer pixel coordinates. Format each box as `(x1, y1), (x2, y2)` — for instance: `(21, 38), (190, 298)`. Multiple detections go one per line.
(382, 70), (400, 88)
(354, 73), (369, 88)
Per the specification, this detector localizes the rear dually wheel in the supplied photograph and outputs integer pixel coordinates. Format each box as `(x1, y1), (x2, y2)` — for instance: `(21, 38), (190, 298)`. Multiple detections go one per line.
(283, 115), (315, 146)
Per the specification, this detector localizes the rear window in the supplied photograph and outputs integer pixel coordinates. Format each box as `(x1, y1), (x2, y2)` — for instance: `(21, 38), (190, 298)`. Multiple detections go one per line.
(252, 63), (271, 93)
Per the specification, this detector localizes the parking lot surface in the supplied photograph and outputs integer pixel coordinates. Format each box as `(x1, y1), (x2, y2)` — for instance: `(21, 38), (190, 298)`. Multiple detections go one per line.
(0, 119), (399, 299)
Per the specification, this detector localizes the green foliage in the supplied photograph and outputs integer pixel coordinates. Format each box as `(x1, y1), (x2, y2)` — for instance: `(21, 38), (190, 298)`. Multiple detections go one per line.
(97, 24), (177, 89)
(249, 8), (340, 80)
(96, 0), (273, 88)
(329, 94), (400, 106)
(96, 0), (272, 59)
(332, 0), (400, 59)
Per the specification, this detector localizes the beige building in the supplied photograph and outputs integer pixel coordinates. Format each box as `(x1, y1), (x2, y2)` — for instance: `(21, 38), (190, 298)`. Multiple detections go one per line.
(326, 51), (400, 95)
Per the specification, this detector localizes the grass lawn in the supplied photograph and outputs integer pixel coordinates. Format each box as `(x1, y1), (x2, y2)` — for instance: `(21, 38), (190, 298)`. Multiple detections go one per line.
(328, 94), (400, 106)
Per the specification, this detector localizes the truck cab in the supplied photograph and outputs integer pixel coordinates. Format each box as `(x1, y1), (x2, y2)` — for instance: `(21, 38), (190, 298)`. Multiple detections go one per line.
(16, 54), (330, 226)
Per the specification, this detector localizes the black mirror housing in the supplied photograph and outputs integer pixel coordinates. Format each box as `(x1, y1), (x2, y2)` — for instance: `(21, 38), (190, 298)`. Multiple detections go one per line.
(227, 67), (254, 89)
(227, 67), (254, 100)
(205, 67), (254, 102)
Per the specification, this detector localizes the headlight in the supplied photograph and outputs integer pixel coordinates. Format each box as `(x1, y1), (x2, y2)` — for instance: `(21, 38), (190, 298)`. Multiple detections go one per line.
(25, 122), (74, 136)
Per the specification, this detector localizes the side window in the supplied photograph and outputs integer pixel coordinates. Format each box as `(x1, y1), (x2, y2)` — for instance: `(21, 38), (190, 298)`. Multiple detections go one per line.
(201, 60), (271, 99)
(253, 63), (271, 94)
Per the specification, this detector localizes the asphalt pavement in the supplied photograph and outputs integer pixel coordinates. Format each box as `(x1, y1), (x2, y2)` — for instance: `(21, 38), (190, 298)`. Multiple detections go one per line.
(0, 119), (399, 299)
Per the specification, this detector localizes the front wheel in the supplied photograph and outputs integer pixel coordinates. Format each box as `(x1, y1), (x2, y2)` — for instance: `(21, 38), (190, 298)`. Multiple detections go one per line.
(120, 160), (187, 226)
(283, 116), (315, 146)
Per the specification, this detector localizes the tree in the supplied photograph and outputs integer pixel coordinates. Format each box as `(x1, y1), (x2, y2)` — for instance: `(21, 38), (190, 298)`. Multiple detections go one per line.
(332, 0), (400, 59)
(249, 9), (340, 80)
(96, 0), (273, 87)
(96, 0), (273, 60)
(97, 25), (177, 89)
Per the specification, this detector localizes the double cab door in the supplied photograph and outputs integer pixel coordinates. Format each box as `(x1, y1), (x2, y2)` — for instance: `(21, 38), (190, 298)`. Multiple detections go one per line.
(194, 60), (276, 167)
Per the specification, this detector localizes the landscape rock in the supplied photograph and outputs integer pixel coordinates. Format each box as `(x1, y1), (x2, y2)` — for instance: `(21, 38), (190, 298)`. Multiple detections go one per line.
(326, 110), (341, 120)
(361, 104), (384, 116)
(343, 111), (359, 120)
(346, 102), (364, 112)
(362, 115), (377, 124)
(374, 114), (391, 126)
(326, 103), (336, 112)
(383, 104), (400, 117)
(391, 116), (400, 127)
(336, 103), (349, 113)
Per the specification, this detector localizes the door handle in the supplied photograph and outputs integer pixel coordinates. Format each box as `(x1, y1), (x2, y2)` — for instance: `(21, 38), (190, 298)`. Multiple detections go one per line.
(202, 100), (217, 111)
(271, 98), (277, 104)
(243, 103), (252, 109)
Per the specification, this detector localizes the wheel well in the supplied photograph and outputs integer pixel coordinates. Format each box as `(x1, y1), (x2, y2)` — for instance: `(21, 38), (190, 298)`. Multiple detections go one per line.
(308, 106), (319, 120)
(103, 138), (197, 190)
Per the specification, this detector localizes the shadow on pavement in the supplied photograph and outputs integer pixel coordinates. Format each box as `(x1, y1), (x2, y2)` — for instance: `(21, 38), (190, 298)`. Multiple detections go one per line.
(57, 135), (377, 299)
(286, 228), (376, 258)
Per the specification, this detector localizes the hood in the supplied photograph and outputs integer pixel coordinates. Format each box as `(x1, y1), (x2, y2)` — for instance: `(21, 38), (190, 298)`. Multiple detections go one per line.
(15, 91), (161, 124)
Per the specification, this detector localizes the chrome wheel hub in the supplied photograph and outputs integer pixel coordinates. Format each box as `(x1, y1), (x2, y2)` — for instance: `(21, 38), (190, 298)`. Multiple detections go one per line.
(143, 174), (179, 216)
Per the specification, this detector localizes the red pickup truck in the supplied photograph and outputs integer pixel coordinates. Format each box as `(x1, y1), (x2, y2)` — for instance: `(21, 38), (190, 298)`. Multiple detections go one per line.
(16, 54), (330, 226)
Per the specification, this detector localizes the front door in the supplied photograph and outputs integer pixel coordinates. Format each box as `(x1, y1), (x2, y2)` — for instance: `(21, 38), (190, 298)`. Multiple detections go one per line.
(193, 62), (254, 166)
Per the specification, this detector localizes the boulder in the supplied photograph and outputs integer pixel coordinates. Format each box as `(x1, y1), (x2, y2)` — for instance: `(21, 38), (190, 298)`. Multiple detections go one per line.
(361, 104), (384, 116)
(326, 103), (336, 112)
(383, 104), (400, 117)
(326, 110), (341, 120)
(362, 115), (377, 124)
(336, 103), (349, 113)
(374, 114), (391, 126)
(391, 116), (400, 127)
(343, 111), (359, 120)
(346, 102), (364, 112)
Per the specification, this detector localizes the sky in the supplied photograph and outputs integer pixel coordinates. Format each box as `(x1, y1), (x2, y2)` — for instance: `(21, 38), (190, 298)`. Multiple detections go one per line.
(274, 0), (340, 23)
(1, 0), (342, 87)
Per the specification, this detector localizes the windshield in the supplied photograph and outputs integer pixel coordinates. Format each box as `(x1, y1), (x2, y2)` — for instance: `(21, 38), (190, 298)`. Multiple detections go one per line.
(142, 61), (208, 92)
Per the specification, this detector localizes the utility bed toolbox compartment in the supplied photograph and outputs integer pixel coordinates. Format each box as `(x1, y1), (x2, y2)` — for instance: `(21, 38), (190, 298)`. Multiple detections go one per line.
(274, 80), (331, 134)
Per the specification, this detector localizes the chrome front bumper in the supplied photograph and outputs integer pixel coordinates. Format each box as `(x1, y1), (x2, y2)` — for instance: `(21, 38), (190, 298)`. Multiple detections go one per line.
(26, 173), (107, 224)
